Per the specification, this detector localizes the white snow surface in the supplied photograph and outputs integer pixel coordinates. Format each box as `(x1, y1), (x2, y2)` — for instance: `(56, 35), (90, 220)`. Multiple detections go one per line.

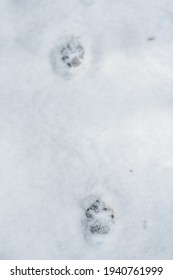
(0, 0), (173, 259)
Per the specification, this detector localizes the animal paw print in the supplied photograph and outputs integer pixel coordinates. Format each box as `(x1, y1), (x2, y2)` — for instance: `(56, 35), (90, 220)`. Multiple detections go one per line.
(50, 36), (84, 76)
(85, 199), (115, 235)
(60, 38), (84, 68)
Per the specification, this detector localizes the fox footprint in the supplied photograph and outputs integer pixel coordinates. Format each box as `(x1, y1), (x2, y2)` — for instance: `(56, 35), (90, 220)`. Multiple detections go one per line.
(60, 38), (84, 68)
(82, 195), (115, 245)
(50, 36), (85, 77)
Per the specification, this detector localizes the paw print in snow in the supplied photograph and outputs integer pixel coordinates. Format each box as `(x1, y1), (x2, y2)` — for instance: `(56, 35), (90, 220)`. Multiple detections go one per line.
(84, 198), (115, 236)
(86, 199), (115, 235)
(50, 36), (85, 77)
(60, 40), (84, 68)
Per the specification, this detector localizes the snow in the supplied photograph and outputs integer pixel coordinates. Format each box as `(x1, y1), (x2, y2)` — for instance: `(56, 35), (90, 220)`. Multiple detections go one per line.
(0, 0), (173, 259)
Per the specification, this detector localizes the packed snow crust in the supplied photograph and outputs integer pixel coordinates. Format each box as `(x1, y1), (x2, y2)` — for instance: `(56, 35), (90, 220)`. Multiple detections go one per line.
(0, 0), (173, 259)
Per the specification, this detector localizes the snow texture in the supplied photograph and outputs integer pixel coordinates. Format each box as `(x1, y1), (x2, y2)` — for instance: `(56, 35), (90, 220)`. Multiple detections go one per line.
(0, 0), (173, 259)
